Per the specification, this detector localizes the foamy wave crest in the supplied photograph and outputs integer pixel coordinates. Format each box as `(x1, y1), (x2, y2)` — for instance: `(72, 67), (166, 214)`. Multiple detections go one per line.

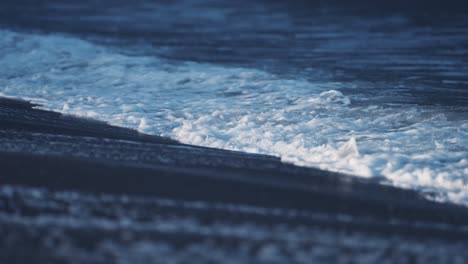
(1, 30), (467, 205)
(172, 91), (371, 176)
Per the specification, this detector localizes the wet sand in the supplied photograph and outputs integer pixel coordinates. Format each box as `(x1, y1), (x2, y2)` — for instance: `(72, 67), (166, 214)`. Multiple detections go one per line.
(1, 96), (467, 263)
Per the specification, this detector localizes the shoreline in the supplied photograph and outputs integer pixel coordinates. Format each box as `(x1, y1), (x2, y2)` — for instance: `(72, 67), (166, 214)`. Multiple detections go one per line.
(1, 96), (468, 261)
(1, 96), (467, 225)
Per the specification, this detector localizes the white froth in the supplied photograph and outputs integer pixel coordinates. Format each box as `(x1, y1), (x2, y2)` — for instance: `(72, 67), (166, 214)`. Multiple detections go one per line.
(0, 30), (467, 205)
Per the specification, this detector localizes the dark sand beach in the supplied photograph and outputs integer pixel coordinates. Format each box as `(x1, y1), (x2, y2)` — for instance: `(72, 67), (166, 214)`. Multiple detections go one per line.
(1, 97), (468, 263)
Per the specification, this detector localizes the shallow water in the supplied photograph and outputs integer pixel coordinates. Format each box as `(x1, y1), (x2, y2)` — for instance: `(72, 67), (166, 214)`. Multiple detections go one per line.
(0, 0), (467, 204)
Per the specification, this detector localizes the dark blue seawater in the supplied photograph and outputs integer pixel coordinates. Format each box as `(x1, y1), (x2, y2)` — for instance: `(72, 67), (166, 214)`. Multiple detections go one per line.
(0, 0), (467, 202)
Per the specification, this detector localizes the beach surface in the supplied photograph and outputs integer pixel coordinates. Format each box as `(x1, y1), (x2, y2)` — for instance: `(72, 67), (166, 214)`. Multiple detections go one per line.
(1, 97), (467, 263)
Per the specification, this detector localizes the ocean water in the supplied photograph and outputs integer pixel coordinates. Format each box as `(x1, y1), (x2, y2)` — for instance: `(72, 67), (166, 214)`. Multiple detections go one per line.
(0, 0), (467, 205)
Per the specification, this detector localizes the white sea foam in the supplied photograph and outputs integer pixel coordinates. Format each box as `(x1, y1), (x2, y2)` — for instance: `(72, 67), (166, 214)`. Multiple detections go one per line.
(0, 30), (467, 205)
